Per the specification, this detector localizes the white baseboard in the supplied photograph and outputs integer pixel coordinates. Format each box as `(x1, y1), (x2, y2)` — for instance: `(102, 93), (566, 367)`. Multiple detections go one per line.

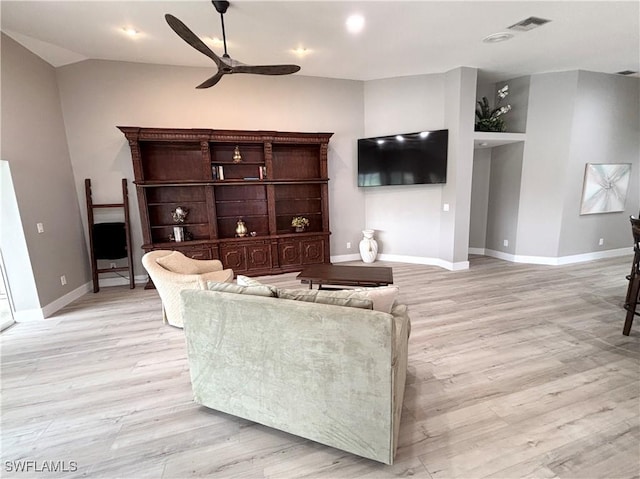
(331, 254), (363, 263)
(377, 253), (469, 271)
(468, 247), (486, 255)
(14, 275), (149, 322)
(332, 252), (469, 271)
(98, 274), (148, 288)
(17, 281), (93, 321)
(480, 246), (632, 266)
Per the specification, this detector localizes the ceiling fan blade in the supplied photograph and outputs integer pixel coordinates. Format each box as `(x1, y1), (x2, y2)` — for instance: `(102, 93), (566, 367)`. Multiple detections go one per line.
(165, 14), (221, 67)
(196, 71), (226, 89)
(232, 64), (301, 76)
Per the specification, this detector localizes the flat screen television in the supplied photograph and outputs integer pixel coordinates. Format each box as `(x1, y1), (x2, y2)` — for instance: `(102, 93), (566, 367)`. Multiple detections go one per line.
(357, 129), (448, 187)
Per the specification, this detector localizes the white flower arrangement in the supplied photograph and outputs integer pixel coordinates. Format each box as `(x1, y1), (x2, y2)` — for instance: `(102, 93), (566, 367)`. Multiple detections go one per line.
(475, 84), (512, 132)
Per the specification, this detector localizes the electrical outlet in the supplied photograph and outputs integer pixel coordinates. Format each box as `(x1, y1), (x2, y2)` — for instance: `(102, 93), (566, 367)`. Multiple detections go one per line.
(346, 242), (351, 249)
(60, 275), (67, 286)
(110, 262), (117, 269)
(503, 239), (509, 247)
(443, 203), (450, 212)
(37, 222), (44, 233)
(599, 238), (604, 246)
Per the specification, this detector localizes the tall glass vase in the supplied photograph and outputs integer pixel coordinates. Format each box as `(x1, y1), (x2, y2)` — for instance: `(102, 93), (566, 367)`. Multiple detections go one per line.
(359, 229), (378, 263)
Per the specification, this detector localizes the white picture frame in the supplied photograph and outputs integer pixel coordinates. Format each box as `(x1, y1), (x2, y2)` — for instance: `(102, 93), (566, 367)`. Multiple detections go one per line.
(580, 163), (632, 215)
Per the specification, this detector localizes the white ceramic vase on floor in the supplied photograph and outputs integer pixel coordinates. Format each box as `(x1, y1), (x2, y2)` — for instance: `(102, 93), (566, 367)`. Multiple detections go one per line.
(359, 229), (378, 263)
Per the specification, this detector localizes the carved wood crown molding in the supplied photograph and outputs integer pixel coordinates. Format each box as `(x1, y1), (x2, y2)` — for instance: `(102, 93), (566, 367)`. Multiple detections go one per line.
(117, 126), (333, 144)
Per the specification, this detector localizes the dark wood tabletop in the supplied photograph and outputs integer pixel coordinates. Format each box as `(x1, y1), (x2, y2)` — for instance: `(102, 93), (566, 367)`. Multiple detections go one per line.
(296, 264), (393, 289)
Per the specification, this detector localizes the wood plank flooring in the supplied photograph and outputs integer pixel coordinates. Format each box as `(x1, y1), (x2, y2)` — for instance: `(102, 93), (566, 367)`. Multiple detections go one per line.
(1, 255), (638, 478)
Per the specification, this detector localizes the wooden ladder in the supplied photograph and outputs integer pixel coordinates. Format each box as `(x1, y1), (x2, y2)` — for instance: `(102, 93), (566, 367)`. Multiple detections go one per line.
(85, 178), (135, 293)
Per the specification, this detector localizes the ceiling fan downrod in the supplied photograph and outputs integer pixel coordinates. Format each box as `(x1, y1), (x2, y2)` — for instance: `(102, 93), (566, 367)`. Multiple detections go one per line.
(212, 1), (230, 58)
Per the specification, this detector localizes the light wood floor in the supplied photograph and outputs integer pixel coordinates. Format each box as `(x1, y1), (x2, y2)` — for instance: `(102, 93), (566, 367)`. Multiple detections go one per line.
(1, 256), (638, 478)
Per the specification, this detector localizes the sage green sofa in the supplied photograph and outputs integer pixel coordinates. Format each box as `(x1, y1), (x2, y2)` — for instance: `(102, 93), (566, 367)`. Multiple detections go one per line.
(180, 287), (411, 465)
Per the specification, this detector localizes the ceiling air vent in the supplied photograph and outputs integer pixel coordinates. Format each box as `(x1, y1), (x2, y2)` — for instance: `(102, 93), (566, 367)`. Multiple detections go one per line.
(616, 70), (637, 76)
(508, 16), (552, 31)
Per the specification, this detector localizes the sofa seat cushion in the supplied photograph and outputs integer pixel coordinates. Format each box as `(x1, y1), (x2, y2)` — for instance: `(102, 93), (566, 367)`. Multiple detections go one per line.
(277, 288), (373, 310)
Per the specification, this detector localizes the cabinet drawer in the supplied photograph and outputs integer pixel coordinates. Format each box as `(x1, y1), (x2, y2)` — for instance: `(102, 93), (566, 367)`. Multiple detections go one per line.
(174, 246), (212, 260)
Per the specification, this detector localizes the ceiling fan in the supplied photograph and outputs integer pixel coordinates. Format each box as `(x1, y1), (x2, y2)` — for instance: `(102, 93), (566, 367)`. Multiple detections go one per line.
(165, 1), (301, 88)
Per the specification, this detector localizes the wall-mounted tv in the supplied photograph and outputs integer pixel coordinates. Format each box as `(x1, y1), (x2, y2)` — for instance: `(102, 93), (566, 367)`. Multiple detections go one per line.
(357, 129), (448, 187)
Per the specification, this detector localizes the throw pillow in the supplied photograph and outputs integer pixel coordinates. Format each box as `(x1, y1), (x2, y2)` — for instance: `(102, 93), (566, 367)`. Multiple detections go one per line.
(353, 286), (399, 314)
(206, 281), (277, 298)
(236, 275), (265, 287)
(277, 288), (373, 310)
(156, 251), (200, 275)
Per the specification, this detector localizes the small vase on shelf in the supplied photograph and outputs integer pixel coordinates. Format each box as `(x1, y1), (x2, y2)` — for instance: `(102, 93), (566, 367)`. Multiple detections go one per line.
(359, 229), (378, 263)
(235, 218), (248, 237)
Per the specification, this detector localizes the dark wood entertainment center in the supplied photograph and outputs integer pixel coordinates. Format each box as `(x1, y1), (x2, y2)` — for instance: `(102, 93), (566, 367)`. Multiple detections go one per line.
(119, 127), (333, 276)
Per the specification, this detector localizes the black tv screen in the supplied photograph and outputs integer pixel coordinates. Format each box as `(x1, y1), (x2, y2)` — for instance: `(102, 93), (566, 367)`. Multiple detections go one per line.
(357, 129), (448, 187)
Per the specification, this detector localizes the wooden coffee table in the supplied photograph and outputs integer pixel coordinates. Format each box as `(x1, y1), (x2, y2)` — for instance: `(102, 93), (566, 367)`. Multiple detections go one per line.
(296, 264), (393, 289)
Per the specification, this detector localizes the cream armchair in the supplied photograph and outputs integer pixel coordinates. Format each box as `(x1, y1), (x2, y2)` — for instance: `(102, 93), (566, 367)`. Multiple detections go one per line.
(142, 250), (234, 328)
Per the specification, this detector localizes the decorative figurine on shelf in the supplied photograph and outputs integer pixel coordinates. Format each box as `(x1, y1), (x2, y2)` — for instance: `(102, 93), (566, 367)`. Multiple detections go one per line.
(235, 218), (248, 237)
(171, 206), (189, 242)
(171, 206), (189, 223)
(291, 216), (310, 233)
(233, 145), (242, 163)
(475, 84), (512, 132)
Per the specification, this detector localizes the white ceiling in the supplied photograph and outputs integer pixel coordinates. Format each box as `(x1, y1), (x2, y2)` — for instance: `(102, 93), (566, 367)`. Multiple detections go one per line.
(1, 1), (639, 83)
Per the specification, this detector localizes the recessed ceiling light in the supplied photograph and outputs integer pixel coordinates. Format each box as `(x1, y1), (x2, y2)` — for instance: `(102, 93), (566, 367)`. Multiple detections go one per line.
(293, 47), (311, 57)
(122, 27), (139, 37)
(395, 135), (404, 142)
(346, 14), (365, 34)
(419, 131), (430, 138)
(203, 36), (224, 47)
(377, 139), (385, 145)
(482, 32), (514, 43)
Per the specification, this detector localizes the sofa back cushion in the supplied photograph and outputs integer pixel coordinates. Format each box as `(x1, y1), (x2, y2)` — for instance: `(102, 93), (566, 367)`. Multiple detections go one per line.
(155, 251), (200, 275)
(277, 288), (373, 310)
(206, 281), (277, 298)
(353, 286), (399, 314)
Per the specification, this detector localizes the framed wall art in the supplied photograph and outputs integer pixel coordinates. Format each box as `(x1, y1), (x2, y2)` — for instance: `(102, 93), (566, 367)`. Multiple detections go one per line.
(580, 163), (632, 215)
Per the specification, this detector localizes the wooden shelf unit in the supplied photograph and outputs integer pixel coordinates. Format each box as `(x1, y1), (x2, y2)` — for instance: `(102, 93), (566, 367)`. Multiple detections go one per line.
(119, 127), (333, 276)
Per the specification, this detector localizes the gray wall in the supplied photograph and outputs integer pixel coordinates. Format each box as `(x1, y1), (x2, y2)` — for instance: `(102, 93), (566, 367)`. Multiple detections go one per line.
(469, 149), (491, 249)
(362, 74), (446, 259)
(54, 59), (366, 270)
(516, 71), (580, 257)
(558, 71), (640, 256)
(486, 143), (524, 254)
(1, 34), (90, 312)
(517, 70), (639, 259)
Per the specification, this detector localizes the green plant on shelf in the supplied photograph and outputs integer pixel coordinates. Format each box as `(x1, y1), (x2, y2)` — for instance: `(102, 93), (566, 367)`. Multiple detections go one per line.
(475, 84), (512, 132)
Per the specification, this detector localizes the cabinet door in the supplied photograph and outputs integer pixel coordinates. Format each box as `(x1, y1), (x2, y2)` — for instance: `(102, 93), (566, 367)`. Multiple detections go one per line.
(278, 240), (301, 267)
(220, 241), (271, 273)
(246, 243), (272, 270)
(301, 237), (325, 264)
(220, 244), (247, 272)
